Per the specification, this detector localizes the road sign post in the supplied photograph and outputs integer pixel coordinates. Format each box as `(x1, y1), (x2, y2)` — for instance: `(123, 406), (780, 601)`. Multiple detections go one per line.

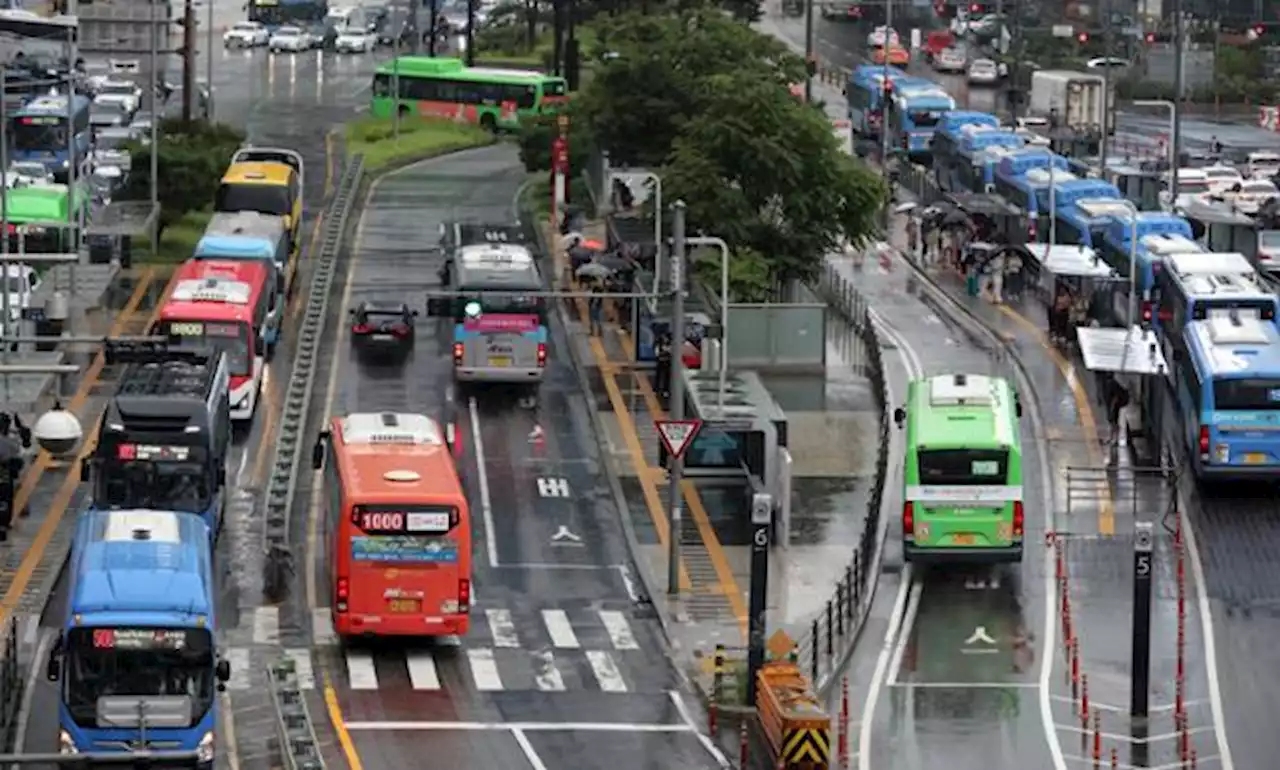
(1130, 520), (1153, 768)
(746, 492), (772, 705)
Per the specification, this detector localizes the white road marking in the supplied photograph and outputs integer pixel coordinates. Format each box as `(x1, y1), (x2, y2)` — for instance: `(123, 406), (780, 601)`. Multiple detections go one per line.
(252, 606), (280, 645)
(857, 567), (914, 770)
(312, 607), (336, 646)
(885, 580), (923, 685)
(889, 681), (1041, 689)
(345, 721), (695, 732)
(532, 650), (566, 692)
(513, 728), (550, 770)
(598, 610), (639, 650)
(226, 647), (252, 691)
(468, 396), (500, 567)
(284, 648), (315, 690)
(536, 477), (571, 498)
(13, 629), (55, 753)
(406, 650), (441, 691)
(486, 608), (521, 648)
(467, 648), (504, 691)
(542, 609), (580, 649)
(345, 650), (379, 690)
(616, 565), (640, 601)
(586, 650), (628, 692)
(670, 690), (732, 769)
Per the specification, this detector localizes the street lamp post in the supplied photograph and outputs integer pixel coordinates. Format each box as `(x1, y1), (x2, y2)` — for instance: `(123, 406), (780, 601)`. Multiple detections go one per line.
(149, 0), (160, 253)
(686, 236), (730, 412)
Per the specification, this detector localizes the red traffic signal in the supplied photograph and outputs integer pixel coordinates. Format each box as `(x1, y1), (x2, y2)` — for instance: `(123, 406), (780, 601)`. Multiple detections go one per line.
(969, 3), (980, 11)
(1144, 32), (1155, 43)
(1077, 32), (1089, 43)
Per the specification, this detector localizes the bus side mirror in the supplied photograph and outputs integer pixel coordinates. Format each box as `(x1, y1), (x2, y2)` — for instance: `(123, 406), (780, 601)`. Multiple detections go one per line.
(412, 309), (419, 317)
(312, 432), (329, 470)
(46, 636), (61, 682)
(893, 407), (906, 428)
(1015, 397), (1023, 418)
(216, 658), (231, 683)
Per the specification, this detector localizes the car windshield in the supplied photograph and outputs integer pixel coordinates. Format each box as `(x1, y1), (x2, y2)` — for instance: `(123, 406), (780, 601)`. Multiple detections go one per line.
(96, 132), (131, 150)
(1, 275), (28, 292)
(1177, 179), (1210, 195)
(277, 26), (301, 35)
(157, 319), (253, 376)
(233, 22), (259, 30)
(99, 83), (135, 96)
(1243, 182), (1276, 195)
(1259, 232), (1280, 249)
(62, 627), (214, 727)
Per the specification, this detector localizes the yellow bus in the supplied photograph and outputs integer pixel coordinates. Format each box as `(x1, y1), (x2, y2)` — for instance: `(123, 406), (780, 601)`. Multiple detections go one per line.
(214, 147), (304, 259)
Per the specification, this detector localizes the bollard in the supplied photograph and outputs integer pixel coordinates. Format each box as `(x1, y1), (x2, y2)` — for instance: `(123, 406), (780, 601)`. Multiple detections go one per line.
(836, 581), (846, 639)
(852, 550), (862, 609)
(1081, 673), (1090, 725)
(739, 721), (749, 770)
(839, 676), (850, 768)
(1062, 586), (1073, 647)
(844, 563), (855, 620)
(811, 618), (820, 682)
(1092, 710), (1101, 768)
(1071, 638), (1080, 703)
(1190, 747), (1197, 769)
(1111, 747), (1118, 769)
(826, 600), (835, 660)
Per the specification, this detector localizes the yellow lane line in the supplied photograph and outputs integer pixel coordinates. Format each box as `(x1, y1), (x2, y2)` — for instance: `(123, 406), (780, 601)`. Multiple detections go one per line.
(1, 269), (162, 624)
(996, 305), (1114, 535)
(323, 675), (364, 770)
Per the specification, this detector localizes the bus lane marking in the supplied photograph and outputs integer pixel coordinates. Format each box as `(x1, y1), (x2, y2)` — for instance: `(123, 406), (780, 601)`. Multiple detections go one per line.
(486, 608), (521, 648)
(467, 648), (504, 691)
(597, 610), (639, 650)
(468, 396), (500, 567)
(406, 650), (442, 690)
(344, 650), (378, 691)
(542, 609), (580, 649)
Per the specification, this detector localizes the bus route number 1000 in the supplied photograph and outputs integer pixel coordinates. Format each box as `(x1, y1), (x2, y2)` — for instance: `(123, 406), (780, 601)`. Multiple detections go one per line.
(361, 511), (406, 532)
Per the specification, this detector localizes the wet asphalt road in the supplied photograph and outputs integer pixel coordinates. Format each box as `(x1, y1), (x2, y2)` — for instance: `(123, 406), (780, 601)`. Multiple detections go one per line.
(298, 146), (723, 770)
(18, 25), (376, 765)
(824, 253), (1054, 769)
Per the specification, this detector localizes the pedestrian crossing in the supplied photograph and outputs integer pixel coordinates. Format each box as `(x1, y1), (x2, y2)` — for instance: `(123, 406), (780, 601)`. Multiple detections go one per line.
(229, 605), (656, 694)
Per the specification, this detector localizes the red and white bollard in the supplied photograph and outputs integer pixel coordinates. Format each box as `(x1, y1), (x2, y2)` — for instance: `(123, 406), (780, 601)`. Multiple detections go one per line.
(839, 676), (850, 768)
(738, 722), (749, 770)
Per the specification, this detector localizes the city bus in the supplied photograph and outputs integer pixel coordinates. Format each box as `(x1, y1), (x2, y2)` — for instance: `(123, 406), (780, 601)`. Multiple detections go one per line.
(195, 210), (293, 302)
(885, 79), (955, 161)
(215, 148), (304, 262)
(48, 509), (231, 764)
(247, 0), (328, 28)
(1098, 214), (1198, 318)
(894, 373), (1024, 564)
(1049, 179), (1123, 249)
(928, 110), (999, 169)
(431, 241), (548, 388)
(154, 259), (277, 421)
(83, 343), (231, 536)
(371, 57), (568, 131)
(10, 93), (92, 182)
(944, 131), (1023, 194)
(1176, 314), (1280, 480)
(311, 411), (472, 638)
(2, 182), (89, 253)
(1155, 250), (1278, 363)
(846, 65), (908, 139)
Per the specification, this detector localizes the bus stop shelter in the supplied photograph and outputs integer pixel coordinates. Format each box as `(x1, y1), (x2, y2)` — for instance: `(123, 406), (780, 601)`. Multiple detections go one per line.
(86, 202), (160, 269)
(1076, 325), (1170, 466)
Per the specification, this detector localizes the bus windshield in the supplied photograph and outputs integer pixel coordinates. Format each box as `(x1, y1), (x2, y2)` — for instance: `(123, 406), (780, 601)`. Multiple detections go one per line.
(159, 320), (252, 376)
(906, 110), (943, 127)
(12, 116), (66, 152)
(1212, 379), (1280, 410)
(62, 627), (214, 727)
(215, 183), (290, 217)
(98, 444), (211, 512)
(918, 448), (1009, 485)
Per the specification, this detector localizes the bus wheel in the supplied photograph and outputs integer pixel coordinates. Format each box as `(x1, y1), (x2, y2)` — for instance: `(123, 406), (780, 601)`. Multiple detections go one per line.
(480, 113), (497, 134)
(398, 105), (411, 119)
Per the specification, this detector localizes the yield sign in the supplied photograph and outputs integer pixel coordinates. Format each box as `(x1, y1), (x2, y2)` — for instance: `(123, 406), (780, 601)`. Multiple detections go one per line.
(656, 419), (702, 459)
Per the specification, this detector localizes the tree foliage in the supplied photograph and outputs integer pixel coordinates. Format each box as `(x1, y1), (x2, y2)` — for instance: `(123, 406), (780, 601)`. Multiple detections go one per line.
(120, 119), (245, 229)
(573, 7), (884, 286)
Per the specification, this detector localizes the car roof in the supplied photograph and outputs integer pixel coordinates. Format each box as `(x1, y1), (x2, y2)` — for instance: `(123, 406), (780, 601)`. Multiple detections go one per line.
(358, 300), (409, 313)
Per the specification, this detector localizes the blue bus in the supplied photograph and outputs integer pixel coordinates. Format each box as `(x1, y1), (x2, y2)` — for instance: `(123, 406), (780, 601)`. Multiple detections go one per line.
(48, 509), (230, 765)
(948, 130), (1025, 193)
(1175, 314), (1280, 480)
(846, 65), (907, 138)
(1099, 213), (1197, 315)
(929, 110), (999, 167)
(1050, 179), (1123, 250)
(886, 79), (954, 160)
(11, 93), (92, 182)
(248, 0), (326, 27)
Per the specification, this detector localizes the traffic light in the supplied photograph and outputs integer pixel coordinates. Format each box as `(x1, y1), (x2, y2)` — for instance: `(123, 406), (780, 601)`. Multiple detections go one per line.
(1144, 32), (1155, 44)
(1077, 32), (1089, 44)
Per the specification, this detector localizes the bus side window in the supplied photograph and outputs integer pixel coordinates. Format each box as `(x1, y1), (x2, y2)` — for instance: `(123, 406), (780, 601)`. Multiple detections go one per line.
(372, 73), (391, 98)
(518, 86), (537, 110)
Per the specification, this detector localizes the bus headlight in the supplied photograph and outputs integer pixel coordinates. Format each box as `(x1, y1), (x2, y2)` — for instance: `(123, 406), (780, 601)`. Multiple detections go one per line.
(197, 731), (215, 763)
(58, 730), (79, 754)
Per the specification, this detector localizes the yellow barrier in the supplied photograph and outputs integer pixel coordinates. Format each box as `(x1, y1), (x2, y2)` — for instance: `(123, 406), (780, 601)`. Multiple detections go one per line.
(755, 661), (831, 769)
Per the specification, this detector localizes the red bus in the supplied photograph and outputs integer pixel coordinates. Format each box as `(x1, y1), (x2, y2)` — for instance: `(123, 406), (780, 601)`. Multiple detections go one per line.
(154, 259), (276, 422)
(311, 412), (472, 638)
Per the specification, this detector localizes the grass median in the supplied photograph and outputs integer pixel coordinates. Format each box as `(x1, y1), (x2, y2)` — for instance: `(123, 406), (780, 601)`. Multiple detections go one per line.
(135, 208), (212, 265)
(345, 115), (496, 174)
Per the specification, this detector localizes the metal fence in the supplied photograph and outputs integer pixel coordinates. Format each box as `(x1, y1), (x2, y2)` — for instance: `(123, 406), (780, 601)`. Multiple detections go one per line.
(269, 656), (324, 770)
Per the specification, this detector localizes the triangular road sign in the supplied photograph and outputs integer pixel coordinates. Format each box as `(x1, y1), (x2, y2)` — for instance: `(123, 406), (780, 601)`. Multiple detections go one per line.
(656, 419), (702, 459)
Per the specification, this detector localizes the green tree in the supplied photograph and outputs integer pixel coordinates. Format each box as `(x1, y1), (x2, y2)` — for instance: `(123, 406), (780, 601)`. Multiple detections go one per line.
(120, 119), (245, 230)
(516, 103), (594, 174)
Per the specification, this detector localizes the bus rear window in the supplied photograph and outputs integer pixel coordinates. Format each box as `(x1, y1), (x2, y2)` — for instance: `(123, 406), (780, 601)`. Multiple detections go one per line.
(1212, 379), (1280, 410)
(542, 79), (566, 97)
(215, 183), (290, 217)
(918, 449), (1008, 485)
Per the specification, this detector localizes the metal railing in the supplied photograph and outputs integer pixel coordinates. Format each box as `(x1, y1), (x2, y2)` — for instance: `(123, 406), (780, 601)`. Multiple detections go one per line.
(269, 656), (324, 770)
(261, 155), (365, 601)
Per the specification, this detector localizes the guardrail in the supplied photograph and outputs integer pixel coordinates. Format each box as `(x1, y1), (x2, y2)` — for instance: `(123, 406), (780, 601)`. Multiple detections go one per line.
(756, 660), (831, 769)
(269, 655), (324, 770)
(261, 154), (365, 601)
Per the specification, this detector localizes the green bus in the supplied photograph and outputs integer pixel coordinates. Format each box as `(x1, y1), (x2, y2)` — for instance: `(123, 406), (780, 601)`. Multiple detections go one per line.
(3, 183), (89, 254)
(370, 56), (568, 131)
(894, 373), (1024, 564)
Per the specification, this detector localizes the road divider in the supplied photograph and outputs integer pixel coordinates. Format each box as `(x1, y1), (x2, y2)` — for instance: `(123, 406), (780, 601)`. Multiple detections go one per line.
(756, 660), (831, 769)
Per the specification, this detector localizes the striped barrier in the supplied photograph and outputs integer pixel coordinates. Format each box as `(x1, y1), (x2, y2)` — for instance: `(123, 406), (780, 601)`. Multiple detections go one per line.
(755, 661), (831, 769)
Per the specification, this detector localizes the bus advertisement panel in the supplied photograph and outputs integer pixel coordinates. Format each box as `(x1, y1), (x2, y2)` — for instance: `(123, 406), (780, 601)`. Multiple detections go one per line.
(313, 412), (472, 638)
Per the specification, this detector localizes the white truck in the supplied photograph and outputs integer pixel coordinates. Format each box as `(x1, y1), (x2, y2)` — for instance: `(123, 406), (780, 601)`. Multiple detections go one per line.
(1028, 70), (1111, 133)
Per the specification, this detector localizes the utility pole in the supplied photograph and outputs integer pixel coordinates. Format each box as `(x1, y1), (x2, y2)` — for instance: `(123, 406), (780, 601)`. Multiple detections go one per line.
(552, 0), (565, 76)
(205, 0), (214, 118)
(428, 0), (439, 57)
(879, 0), (893, 231)
(666, 201), (687, 596)
(1170, 0), (1183, 196)
(565, 0), (579, 91)
(1099, 0), (1113, 168)
(1130, 520), (1154, 768)
(464, 0), (475, 64)
(149, 0), (160, 251)
(182, 0), (195, 123)
(803, 0), (815, 103)
(408, 0), (419, 54)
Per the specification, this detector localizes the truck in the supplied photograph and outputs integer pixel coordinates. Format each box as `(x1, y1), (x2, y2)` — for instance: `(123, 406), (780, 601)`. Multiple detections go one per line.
(1027, 70), (1111, 134)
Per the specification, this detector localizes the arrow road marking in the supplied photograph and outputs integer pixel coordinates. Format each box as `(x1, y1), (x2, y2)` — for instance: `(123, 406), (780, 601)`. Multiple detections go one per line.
(551, 525), (583, 546)
(963, 625), (999, 652)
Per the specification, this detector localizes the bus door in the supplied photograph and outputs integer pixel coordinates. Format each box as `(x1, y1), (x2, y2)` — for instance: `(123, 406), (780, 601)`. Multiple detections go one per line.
(256, 279), (280, 350)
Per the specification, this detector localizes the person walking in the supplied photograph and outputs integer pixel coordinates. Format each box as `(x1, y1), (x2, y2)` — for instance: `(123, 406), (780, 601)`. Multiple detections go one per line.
(588, 283), (605, 336)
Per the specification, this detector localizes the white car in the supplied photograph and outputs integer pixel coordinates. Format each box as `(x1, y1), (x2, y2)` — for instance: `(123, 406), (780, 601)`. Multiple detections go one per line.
(1247, 150), (1280, 180)
(4, 161), (52, 188)
(224, 21), (269, 48)
(867, 25), (898, 48)
(1201, 163), (1243, 194)
(3, 264), (39, 324)
(268, 26), (311, 53)
(933, 47), (966, 73)
(1215, 179), (1279, 215)
(93, 80), (141, 114)
(967, 58), (999, 86)
(335, 26), (376, 52)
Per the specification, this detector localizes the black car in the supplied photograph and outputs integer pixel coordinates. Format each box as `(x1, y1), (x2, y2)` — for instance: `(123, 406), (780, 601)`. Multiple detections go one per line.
(350, 301), (417, 350)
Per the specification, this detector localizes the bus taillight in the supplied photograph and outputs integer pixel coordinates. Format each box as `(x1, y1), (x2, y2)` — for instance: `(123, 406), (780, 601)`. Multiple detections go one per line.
(458, 578), (471, 612)
(336, 577), (350, 613)
(1198, 426), (1210, 460)
(902, 501), (914, 538)
(452, 342), (464, 364)
(537, 343), (547, 367)
(1141, 301), (1153, 323)
(1012, 501), (1024, 538)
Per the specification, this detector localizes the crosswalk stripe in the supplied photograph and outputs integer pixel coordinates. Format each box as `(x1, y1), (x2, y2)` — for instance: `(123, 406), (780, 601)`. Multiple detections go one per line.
(312, 607), (336, 646)
(486, 608), (520, 648)
(541, 609), (580, 649)
(345, 650), (379, 690)
(252, 606), (280, 645)
(285, 648), (315, 690)
(406, 651), (441, 690)
(467, 648), (503, 691)
(598, 610), (639, 650)
(532, 650), (566, 691)
(226, 647), (252, 691)
(585, 650), (627, 692)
